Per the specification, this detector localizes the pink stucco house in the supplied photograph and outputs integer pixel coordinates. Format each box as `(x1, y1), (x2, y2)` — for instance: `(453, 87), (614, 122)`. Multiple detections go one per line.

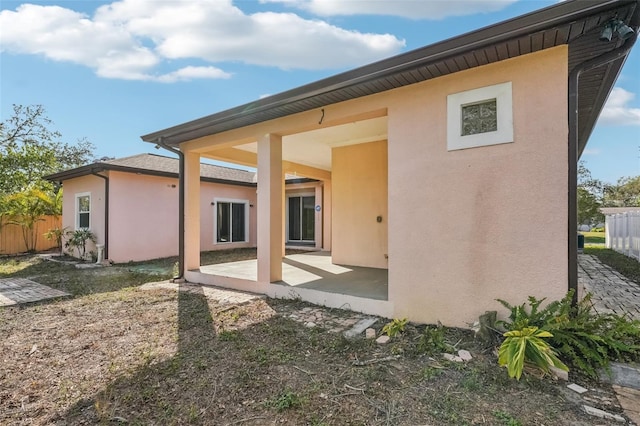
(134, 0), (638, 327)
(46, 153), (325, 263)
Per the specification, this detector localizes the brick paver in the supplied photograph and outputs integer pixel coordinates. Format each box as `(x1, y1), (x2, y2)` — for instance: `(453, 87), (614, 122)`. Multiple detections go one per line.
(0, 278), (70, 306)
(579, 254), (640, 320)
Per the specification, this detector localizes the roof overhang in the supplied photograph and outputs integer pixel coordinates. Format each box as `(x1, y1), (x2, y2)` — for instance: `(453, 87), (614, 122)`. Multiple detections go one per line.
(43, 162), (258, 187)
(141, 0), (639, 156)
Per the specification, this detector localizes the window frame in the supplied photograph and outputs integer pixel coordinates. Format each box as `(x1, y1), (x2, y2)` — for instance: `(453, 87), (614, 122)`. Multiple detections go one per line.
(286, 193), (316, 243)
(447, 81), (514, 151)
(213, 198), (250, 244)
(75, 192), (91, 230)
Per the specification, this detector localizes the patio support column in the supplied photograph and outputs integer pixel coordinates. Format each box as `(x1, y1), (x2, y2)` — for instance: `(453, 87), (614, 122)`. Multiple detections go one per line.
(184, 151), (201, 271)
(257, 134), (283, 283)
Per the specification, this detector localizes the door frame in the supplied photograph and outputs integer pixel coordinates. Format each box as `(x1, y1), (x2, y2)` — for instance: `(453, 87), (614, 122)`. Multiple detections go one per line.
(286, 193), (316, 243)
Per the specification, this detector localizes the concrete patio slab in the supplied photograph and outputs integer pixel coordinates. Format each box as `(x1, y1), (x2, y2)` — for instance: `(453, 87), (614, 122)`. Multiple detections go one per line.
(0, 278), (70, 306)
(199, 252), (388, 300)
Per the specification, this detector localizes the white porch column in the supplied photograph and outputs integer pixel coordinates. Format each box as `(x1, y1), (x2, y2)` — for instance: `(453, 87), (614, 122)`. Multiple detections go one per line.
(257, 134), (283, 282)
(184, 151), (201, 271)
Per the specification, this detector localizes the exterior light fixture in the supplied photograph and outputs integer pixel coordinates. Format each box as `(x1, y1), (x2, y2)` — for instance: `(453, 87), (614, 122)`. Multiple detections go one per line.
(600, 19), (635, 42)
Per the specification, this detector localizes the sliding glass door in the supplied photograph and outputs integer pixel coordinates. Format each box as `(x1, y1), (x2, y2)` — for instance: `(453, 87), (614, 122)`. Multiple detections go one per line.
(288, 195), (315, 242)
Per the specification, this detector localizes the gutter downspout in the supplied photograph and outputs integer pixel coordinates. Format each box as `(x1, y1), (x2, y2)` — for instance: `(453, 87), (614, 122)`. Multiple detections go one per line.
(155, 137), (185, 281)
(568, 33), (637, 304)
(91, 171), (109, 260)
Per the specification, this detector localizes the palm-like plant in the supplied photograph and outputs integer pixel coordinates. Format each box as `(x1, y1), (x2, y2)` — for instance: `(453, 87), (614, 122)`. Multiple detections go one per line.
(2, 187), (56, 252)
(498, 326), (568, 380)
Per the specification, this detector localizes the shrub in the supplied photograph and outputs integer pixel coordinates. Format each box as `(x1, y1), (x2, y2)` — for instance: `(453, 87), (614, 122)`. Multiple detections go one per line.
(498, 326), (568, 380)
(65, 229), (96, 260)
(497, 291), (640, 379)
(382, 318), (408, 337)
(418, 325), (453, 354)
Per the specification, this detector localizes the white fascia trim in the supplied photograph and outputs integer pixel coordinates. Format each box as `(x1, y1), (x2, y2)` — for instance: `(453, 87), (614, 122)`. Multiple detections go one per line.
(447, 81), (514, 151)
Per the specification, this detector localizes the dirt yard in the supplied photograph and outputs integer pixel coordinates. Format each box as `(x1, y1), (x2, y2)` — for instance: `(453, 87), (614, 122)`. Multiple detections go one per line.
(0, 251), (630, 425)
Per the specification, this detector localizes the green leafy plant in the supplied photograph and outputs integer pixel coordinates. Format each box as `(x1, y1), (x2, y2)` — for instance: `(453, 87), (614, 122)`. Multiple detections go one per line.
(44, 226), (69, 255)
(493, 410), (522, 426)
(498, 290), (640, 379)
(267, 391), (303, 412)
(65, 228), (96, 260)
(382, 318), (408, 337)
(418, 325), (453, 354)
(498, 326), (568, 380)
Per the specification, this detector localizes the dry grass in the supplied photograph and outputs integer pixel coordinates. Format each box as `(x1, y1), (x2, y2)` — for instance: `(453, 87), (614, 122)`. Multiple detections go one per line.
(0, 251), (628, 425)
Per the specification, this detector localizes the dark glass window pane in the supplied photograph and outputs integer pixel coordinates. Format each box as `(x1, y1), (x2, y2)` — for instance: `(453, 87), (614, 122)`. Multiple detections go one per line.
(231, 203), (245, 242)
(289, 197), (301, 241)
(302, 196), (315, 240)
(217, 202), (230, 242)
(79, 212), (89, 228)
(461, 99), (497, 136)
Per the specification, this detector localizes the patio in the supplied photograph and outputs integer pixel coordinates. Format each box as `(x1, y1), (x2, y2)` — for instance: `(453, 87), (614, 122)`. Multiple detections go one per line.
(199, 251), (388, 301)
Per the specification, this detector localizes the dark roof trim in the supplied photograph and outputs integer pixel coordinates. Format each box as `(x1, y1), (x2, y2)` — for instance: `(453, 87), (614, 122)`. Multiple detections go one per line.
(141, 0), (637, 146)
(45, 162), (258, 188)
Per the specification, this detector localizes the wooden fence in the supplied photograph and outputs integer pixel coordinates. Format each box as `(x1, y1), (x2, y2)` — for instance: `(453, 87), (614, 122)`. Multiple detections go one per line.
(0, 215), (62, 255)
(606, 211), (640, 261)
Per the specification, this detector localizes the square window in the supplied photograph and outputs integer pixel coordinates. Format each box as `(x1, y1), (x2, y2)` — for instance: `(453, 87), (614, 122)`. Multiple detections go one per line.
(447, 82), (513, 151)
(461, 99), (497, 136)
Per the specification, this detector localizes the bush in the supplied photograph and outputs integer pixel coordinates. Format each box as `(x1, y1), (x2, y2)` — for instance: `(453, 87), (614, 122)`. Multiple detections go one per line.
(497, 291), (640, 379)
(65, 229), (96, 260)
(498, 326), (568, 380)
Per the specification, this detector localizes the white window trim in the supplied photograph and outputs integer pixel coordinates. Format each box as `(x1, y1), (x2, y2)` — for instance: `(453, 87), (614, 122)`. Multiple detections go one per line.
(75, 192), (91, 230)
(447, 81), (514, 151)
(213, 198), (250, 244)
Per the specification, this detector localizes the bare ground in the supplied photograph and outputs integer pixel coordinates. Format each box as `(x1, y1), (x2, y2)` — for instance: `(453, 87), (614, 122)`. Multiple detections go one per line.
(0, 252), (630, 425)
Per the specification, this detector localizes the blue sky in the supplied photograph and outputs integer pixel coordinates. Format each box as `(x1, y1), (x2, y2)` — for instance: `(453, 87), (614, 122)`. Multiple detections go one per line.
(1, 0), (639, 184)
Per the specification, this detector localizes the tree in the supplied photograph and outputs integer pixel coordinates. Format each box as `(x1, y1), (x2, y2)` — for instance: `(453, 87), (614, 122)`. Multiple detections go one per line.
(577, 187), (603, 226)
(2, 188), (61, 252)
(603, 176), (640, 207)
(0, 104), (95, 195)
(577, 161), (604, 225)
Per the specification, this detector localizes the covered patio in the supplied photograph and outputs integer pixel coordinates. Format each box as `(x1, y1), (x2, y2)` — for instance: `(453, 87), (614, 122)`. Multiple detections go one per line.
(186, 250), (393, 317)
(199, 251), (388, 300)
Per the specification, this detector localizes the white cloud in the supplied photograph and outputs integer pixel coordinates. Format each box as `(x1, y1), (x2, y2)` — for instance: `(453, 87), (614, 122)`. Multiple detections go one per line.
(582, 148), (600, 155)
(0, 0), (405, 82)
(261, 0), (517, 19)
(600, 87), (640, 126)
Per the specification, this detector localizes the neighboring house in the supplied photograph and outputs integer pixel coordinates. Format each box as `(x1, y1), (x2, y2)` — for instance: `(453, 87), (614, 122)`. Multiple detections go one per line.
(45, 153), (325, 262)
(141, 1), (639, 327)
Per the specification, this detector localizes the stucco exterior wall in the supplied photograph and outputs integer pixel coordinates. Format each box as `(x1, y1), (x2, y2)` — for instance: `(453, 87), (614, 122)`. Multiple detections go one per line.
(108, 171), (180, 262)
(387, 46), (569, 326)
(61, 171), (258, 263)
(61, 175), (106, 257)
(332, 140), (388, 269)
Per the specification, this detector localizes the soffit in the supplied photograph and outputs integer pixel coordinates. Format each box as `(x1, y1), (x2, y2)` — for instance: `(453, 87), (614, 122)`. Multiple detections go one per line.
(233, 116), (388, 171)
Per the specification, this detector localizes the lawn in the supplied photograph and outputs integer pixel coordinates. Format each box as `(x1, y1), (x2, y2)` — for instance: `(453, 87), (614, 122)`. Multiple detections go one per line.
(581, 231), (605, 245)
(0, 250), (629, 425)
